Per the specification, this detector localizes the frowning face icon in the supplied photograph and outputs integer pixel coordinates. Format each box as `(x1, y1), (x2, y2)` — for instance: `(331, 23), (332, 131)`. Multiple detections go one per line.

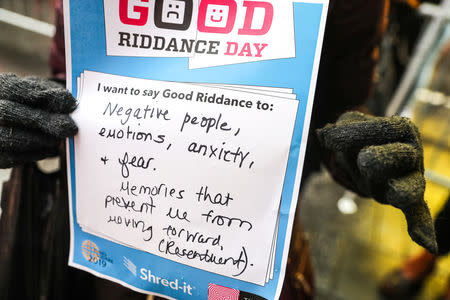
(162, 0), (185, 24)
(155, 0), (193, 30)
(204, 4), (229, 28)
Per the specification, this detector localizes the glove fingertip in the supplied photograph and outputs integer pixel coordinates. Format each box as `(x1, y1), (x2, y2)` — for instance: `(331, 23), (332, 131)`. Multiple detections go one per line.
(64, 121), (78, 137)
(61, 92), (78, 113)
(403, 200), (438, 254)
(50, 117), (78, 139)
(409, 224), (438, 254)
(315, 127), (326, 146)
(315, 124), (339, 149)
(48, 89), (77, 113)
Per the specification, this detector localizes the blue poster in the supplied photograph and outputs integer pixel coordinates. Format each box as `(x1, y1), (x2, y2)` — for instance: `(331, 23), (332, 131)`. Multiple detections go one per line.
(64, 1), (328, 299)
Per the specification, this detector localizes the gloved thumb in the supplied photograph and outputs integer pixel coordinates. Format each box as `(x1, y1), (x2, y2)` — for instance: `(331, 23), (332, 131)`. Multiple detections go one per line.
(402, 199), (438, 254)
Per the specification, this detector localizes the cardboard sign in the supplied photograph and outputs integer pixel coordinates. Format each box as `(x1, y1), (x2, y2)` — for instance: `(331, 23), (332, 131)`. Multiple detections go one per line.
(64, 1), (328, 299)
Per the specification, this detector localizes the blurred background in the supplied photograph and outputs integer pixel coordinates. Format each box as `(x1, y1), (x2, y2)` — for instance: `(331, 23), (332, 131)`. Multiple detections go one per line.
(0, 0), (449, 299)
(0, 0), (55, 76)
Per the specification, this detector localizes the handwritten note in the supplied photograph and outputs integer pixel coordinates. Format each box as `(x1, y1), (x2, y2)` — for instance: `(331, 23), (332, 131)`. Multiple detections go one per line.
(73, 71), (298, 286)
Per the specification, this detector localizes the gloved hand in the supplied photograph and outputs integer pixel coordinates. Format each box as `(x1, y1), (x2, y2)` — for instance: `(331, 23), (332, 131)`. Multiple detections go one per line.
(316, 111), (437, 253)
(0, 73), (78, 168)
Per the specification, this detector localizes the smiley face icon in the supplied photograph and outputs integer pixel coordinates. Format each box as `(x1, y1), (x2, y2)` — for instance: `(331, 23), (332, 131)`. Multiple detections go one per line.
(204, 4), (229, 28)
(198, 0), (237, 34)
(155, 0), (193, 30)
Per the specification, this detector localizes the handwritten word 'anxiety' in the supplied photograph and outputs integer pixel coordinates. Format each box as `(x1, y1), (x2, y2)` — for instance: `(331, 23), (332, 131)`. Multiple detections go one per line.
(187, 141), (253, 169)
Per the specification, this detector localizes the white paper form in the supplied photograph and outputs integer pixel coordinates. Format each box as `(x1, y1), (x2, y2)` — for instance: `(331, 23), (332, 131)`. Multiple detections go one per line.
(73, 71), (298, 286)
(75, 75), (295, 283)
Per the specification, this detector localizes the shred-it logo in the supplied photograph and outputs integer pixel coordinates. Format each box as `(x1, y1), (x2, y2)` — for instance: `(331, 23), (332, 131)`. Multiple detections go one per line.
(140, 267), (195, 295)
(104, 0), (295, 67)
(81, 240), (113, 268)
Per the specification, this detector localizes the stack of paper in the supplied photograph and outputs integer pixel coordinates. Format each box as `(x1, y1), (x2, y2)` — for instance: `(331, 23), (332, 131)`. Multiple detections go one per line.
(73, 71), (299, 286)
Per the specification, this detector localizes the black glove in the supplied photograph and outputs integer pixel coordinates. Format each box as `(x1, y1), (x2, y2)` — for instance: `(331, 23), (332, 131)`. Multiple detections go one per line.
(316, 111), (437, 253)
(0, 73), (78, 168)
